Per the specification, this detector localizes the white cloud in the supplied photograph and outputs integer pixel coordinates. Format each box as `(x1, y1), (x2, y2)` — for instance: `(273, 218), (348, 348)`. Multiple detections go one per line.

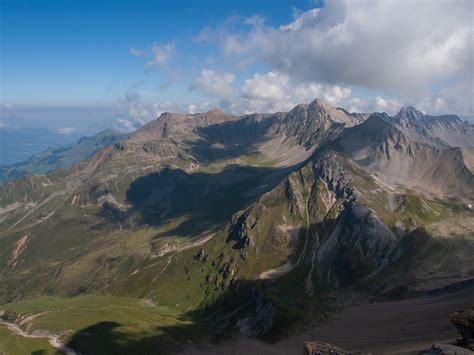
(371, 97), (402, 114)
(186, 102), (211, 114)
(115, 118), (137, 132)
(241, 71), (289, 101)
(189, 70), (235, 99)
(190, 70), (354, 114)
(202, 0), (473, 115)
(117, 91), (178, 129)
(346, 97), (368, 113)
(57, 127), (76, 134)
(130, 42), (175, 72)
(238, 71), (352, 113)
(187, 104), (197, 114)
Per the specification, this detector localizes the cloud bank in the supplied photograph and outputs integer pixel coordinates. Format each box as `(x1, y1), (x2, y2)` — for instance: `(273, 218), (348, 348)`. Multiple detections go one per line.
(211, 0), (472, 94)
(196, 0), (473, 116)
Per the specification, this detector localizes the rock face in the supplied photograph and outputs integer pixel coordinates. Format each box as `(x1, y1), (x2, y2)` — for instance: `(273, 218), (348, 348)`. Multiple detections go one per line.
(316, 204), (397, 287)
(450, 307), (474, 350)
(303, 341), (362, 355)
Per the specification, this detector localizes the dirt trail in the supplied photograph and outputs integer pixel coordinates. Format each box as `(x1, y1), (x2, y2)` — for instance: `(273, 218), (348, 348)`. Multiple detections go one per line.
(0, 319), (77, 355)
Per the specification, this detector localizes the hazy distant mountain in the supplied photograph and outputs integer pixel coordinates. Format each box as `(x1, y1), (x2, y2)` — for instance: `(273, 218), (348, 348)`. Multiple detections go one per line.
(0, 128), (124, 183)
(0, 99), (472, 354)
(0, 126), (77, 166)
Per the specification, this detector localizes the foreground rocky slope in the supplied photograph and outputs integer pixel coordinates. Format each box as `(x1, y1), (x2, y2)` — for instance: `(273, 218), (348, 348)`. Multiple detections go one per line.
(0, 100), (473, 353)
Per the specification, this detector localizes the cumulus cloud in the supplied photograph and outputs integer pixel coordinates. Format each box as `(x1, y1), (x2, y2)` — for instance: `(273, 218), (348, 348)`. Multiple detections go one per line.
(198, 0), (473, 115)
(187, 102), (212, 114)
(212, 1), (472, 93)
(189, 70), (235, 99)
(371, 97), (403, 114)
(116, 91), (179, 130)
(187, 69), (458, 116)
(115, 118), (137, 132)
(238, 71), (352, 113)
(189, 69), (354, 114)
(130, 42), (175, 72)
(187, 104), (198, 114)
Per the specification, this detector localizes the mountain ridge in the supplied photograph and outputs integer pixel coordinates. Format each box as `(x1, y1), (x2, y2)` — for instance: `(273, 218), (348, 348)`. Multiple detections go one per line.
(0, 128), (124, 183)
(0, 99), (472, 353)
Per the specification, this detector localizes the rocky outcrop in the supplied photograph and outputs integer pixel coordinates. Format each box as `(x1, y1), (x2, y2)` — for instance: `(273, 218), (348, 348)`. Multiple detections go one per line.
(237, 291), (275, 337)
(450, 307), (474, 350)
(227, 208), (259, 249)
(313, 153), (357, 203)
(303, 341), (362, 355)
(285, 175), (306, 218)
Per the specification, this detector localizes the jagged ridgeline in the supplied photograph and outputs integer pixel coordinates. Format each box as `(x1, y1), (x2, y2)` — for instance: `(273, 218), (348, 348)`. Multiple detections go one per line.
(0, 100), (473, 353)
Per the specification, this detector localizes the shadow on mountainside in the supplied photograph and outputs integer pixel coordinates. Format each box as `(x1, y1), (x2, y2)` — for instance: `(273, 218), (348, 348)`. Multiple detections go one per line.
(185, 114), (279, 163)
(61, 222), (474, 354)
(60, 279), (270, 355)
(124, 162), (304, 238)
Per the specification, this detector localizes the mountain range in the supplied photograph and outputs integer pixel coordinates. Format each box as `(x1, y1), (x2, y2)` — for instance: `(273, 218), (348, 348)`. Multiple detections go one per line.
(0, 99), (473, 354)
(0, 126), (78, 167)
(0, 129), (124, 183)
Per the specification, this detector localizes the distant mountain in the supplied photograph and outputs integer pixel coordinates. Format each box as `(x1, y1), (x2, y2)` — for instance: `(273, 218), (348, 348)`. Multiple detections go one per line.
(0, 128), (124, 183)
(0, 100), (473, 354)
(331, 112), (474, 200)
(391, 106), (474, 153)
(0, 127), (77, 166)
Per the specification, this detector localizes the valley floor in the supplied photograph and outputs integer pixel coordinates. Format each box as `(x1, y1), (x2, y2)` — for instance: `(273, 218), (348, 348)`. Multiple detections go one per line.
(180, 285), (474, 354)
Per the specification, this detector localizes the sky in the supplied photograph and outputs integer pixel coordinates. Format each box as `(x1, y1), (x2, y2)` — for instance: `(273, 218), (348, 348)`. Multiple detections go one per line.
(1, 0), (473, 135)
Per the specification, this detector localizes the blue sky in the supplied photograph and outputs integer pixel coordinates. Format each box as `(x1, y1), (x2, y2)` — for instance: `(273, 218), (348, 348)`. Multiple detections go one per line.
(2, 0), (313, 103)
(1, 0), (472, 134)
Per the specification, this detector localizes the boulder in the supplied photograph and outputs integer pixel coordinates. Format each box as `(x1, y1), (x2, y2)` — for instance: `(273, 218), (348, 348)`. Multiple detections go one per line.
(450, 307), (474, 350)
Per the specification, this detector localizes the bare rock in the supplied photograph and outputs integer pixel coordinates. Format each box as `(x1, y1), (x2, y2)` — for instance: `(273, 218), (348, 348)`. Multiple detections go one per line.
(450, 307), (474, 350)
(303, 341), (362, 355)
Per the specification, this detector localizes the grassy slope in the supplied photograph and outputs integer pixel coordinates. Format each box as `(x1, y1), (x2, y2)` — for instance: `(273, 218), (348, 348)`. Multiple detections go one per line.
(0, 324), (56, 355)
(0, 295), (206, 355)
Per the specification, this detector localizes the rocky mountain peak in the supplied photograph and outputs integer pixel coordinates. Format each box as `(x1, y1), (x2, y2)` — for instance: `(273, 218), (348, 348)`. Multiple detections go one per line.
(286, 98), (357, 127)
(76, 134), (89, 144)
(203, 108), (227, 117)
(395, 106), (424, 122)
(308, 98), (333, 111)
